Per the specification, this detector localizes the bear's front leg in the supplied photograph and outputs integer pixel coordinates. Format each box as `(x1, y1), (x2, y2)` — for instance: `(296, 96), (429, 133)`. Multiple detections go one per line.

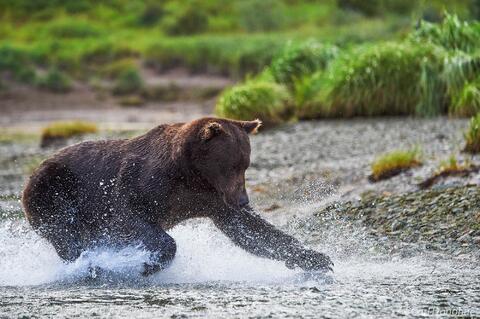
(116, 219), (177, 276)
(211, 206), (333, 272)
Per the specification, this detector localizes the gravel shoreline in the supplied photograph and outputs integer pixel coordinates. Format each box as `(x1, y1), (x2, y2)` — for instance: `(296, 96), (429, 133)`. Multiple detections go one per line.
(309, 185), (480, 258)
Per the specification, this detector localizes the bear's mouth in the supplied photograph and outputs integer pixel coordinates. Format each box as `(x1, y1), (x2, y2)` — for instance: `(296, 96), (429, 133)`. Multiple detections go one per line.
(220, 191), (249, 210)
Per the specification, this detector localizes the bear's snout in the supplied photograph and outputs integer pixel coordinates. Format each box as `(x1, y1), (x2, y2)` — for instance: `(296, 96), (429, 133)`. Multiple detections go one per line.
(238, 193), (249, 208)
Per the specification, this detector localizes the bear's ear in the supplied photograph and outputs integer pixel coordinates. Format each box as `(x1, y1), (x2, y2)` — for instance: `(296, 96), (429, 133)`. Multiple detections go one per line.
(201, 122), (224, 141)
(239, 119), (262, 134)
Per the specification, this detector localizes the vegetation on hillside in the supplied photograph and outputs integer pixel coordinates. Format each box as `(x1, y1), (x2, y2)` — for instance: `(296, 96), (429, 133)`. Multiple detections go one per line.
(216, 12), (480, 123)
(1, 0), (479, 123)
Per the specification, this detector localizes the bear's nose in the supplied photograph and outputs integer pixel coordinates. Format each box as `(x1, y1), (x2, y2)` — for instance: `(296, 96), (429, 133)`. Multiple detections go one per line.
(239, 194), (249, 207)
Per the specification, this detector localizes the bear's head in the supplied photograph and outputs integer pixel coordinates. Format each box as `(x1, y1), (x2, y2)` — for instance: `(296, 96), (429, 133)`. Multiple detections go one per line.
(181, 117), (261, 209)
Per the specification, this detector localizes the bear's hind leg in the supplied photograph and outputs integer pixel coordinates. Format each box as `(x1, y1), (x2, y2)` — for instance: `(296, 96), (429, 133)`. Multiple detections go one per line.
(118, 219), (176, 276)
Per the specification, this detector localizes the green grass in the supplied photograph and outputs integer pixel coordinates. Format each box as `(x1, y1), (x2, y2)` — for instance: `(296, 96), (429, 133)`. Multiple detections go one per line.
(0, 0), (433, 83)
(41, 121), (98, 147)
(464, 113), (480, 153)
(450, 79), (480, 116)
(215, 81), (292, 127)
(270, 40), (338, 89)
(0, 131), (38, 144)
(410, 12), (480, 53)
(144, 34), (288, 78)
(438, 155), (471, 173)
(318, 42), (446, 117)
(213, 13), (480, 125)
(369, 148), (422, 181)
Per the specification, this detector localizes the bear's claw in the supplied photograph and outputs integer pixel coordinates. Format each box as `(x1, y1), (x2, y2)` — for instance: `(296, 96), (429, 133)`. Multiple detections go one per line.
(285, 249), (334, 272)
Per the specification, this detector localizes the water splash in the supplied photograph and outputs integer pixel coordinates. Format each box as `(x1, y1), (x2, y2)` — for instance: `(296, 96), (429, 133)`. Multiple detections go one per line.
(0, 219), (303, 287)
(0, 214), (469, 288)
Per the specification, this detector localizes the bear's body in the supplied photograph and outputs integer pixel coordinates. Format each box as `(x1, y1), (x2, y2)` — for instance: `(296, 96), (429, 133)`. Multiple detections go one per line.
(23, 117), (332, 274)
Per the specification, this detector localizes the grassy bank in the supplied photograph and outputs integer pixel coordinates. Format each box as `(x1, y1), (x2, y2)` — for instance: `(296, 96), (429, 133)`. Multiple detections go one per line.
(216, 13), (480, 123)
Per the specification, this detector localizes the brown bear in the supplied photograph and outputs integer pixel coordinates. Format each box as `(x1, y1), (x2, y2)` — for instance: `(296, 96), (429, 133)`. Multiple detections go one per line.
(22, 117), (332, 275)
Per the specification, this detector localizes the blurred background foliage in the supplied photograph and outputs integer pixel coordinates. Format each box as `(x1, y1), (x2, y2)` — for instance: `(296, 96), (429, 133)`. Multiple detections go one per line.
(0, 0), (479, 123)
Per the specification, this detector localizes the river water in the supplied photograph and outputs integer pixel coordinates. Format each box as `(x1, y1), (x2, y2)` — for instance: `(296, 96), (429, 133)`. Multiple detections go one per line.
(1, 215), (479, 318)
(1, 118), (479, 318)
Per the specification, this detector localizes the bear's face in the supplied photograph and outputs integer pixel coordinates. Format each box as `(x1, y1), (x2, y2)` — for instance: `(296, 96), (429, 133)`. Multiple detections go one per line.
(191, 119), (261, 209)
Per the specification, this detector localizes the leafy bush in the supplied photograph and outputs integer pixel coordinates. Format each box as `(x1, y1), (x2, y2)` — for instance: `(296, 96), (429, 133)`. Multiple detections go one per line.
(0, 45), (37, 84)
(162, 4), (208, 36)
(236, 0), (285, 32)
(112, 68), (143, 95)
(410, 13), (480, 53)
(215, 82), (292, 126)
(369, 148), (422, 182)
(270, 41), (338, 89)
(41, 121), (98, 147)
(464, 113), (480, 153)
(318, 42), (446, 117)
(138, 1), (165, 26)
(37, 68), (72, 93)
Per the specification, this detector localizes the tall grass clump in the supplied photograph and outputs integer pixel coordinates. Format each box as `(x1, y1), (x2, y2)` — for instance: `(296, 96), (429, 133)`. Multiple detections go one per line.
(369, 148), (422, 182)
(410, 13), (480, 53)
(319, 42), (446, 117)
(215, 82), (292, 127)
(270, 41), (338, 89)
(464, 113), (480, 153)
(291, 72), (327, 119)
(40, 121), (98, 147)
(443, 53), (480, 116)
(450, 80), (480, 116)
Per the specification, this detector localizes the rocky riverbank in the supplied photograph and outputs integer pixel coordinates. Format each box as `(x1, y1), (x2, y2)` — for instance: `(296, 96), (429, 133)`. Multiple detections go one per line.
(308, 185), (480, 258)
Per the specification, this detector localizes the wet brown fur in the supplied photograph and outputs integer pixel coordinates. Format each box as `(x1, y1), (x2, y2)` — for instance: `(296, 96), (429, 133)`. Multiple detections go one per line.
(22, 117), (332, 274)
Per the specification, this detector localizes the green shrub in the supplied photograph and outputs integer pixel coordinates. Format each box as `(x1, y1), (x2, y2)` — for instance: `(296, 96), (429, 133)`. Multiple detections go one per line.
(464, 113), (480, 153)
(162, 4), (208, 36)
(138, 1), (165, 26)
(0, 45), (37, 84)
(270, 41), (338, 89)
(236, 0), (285, 32)
(369, 148), (422, 181)
(319, 42), (446, 117)
(37, 68), (72, 93)
(410, 13), (480, 53)
(215, 82), (292, 126)
(112, 68), (143, 95)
